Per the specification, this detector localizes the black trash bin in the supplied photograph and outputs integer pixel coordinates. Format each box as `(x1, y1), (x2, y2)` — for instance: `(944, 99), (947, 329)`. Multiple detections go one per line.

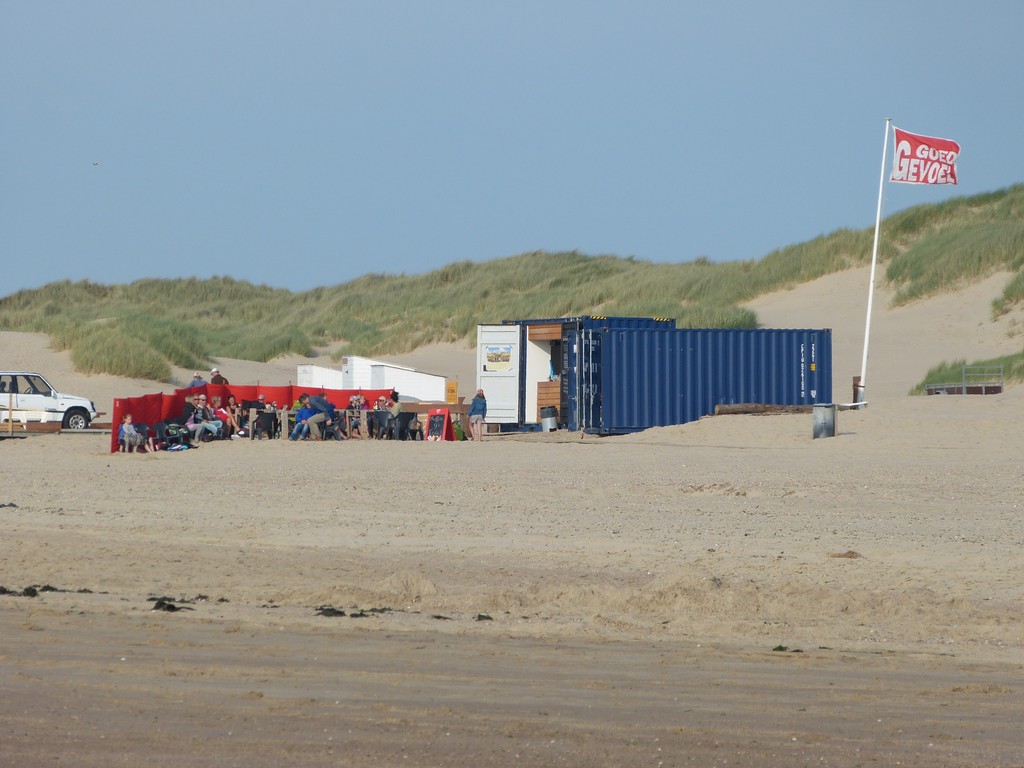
(540, 406), (558, 432)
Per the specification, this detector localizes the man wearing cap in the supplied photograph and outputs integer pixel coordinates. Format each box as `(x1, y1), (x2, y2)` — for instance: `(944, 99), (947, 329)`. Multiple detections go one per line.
(189, 372), (207, 388)
(210, 367), (228, 385)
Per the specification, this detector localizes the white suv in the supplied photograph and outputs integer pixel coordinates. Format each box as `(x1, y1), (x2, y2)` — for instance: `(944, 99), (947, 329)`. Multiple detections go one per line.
(0, 371), (99, 430)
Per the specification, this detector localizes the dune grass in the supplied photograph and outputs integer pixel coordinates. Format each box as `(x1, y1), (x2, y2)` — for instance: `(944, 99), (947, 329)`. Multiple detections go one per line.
(2, 184), (1023, 385)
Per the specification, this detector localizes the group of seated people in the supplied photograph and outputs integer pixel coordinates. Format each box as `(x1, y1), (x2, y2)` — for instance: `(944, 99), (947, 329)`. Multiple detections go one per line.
(118, 390), (423, 452)
(287, 391), (423, 442)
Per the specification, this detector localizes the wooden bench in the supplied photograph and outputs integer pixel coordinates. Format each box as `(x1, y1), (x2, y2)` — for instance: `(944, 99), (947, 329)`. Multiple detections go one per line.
(926, 365), (1003, 395)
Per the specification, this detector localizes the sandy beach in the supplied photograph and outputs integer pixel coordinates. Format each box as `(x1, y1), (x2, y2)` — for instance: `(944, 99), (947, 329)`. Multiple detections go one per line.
(2, 268), (1023, 766)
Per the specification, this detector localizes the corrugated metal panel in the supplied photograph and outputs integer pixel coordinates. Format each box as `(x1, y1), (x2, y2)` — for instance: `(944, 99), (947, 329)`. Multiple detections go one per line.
(503, 316), (676, 331)
(495, 318), (675, 429)
(588, 328), (832, 434)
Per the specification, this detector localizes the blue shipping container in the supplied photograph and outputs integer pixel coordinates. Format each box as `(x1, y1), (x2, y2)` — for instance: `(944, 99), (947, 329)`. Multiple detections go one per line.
(484, 317), (676, 427)
(565, 327), (832, 434)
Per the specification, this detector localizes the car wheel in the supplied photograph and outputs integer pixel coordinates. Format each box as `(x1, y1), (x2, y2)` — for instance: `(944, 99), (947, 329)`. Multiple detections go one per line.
(63, 409), (90, 430)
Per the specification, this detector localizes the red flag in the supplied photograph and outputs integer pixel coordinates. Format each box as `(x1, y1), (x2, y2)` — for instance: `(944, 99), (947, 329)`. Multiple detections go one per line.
(890, 127), (960, 185)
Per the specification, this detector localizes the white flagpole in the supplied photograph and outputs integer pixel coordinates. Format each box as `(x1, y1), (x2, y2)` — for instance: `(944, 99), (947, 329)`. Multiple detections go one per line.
(856, 117), (892, 406)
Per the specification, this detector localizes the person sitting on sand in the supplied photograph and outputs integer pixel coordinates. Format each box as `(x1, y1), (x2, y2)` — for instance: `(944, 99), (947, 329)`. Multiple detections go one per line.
(225, 394), (245, 436)
(184, 394), (222, 442)
(210, 395), (238, 438)
(118, 413), (145, 453)
(136, 421), (159, 452)
(210, 367), (228, 385)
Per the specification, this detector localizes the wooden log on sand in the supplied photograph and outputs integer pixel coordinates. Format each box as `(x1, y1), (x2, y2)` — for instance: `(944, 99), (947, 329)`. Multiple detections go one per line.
(714, 403), (813, 416)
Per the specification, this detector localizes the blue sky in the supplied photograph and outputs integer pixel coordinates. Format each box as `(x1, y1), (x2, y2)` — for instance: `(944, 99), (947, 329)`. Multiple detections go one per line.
(2, 1), (1020, 296)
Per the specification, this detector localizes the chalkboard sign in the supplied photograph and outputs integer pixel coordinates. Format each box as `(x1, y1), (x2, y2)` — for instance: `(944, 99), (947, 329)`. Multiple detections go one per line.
(427, 413), (446, 440)
(426, 407), (453, 441)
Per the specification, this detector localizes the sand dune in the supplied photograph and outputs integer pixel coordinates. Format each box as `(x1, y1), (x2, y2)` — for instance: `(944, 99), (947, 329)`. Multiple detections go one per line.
(745, 265), (1023, 400)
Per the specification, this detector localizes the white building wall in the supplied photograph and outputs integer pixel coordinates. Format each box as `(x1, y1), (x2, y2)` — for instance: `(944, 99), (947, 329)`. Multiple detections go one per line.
(297, 358), (446, 402)
(370, 365), (445, 402)
(297, 364), (346, 389)
(339, 356), (373, 389)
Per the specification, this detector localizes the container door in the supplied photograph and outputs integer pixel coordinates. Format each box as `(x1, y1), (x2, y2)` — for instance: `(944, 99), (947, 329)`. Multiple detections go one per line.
(562, 331), (579, 430)
(476, 325), (521, 424)
(578, 329), (603, 432)
(561, 329), (596, 431)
